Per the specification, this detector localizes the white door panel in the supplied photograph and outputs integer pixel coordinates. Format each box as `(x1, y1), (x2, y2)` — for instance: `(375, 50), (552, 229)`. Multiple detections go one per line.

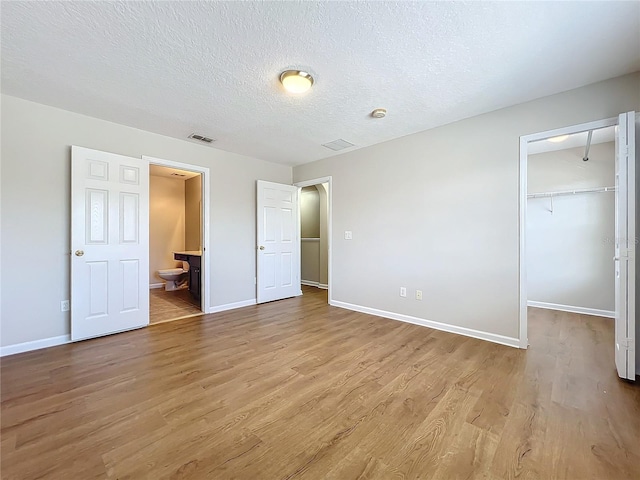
(257, 181), (301, 303)
(71, 146), (149, 341)
(614, 112), (636, 380)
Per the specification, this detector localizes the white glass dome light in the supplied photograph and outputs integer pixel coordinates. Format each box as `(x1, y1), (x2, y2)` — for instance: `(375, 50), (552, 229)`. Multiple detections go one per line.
(280, 70), (314, 94)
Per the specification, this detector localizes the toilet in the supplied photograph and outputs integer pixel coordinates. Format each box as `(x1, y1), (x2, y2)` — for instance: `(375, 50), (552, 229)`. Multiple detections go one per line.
(157, 261), (190, 291)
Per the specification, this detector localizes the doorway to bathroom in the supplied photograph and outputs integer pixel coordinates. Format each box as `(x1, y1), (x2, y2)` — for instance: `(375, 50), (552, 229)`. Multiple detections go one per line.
(146, 157), (211, 324)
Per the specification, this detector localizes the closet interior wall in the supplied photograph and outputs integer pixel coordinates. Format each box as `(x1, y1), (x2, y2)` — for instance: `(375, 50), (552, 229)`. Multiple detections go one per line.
(527, 141), (615, 314)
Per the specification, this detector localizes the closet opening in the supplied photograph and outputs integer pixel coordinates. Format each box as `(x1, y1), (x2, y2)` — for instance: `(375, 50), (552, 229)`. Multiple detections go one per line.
(519, 111), (638, 382)
(525, 125), (616, 351)
(527, 126), (616, 315)
(295, 177), (332, 304)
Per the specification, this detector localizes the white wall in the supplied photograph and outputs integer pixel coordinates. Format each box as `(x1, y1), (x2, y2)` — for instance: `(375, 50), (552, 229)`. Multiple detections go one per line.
(300, 186), (320, 238)
(301, 240), (321, 284)
(0, 94), (291, 347)
(301, 186), (321, 284)
(184, 175), (202, 251)
(318, 183), (329, 287)
(635, 114), (640, 375)
(300, 185), (329, 287)
(150, 175), (186, 285)
(293, 73), (640, 343)
(527, 142), (615, 313)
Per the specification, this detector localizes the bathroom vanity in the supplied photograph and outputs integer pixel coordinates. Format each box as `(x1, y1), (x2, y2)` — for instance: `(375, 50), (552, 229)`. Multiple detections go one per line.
(173, 251), (202, 304)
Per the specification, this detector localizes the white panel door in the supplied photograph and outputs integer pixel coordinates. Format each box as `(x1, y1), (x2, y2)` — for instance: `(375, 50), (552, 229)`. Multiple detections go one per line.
(71, 146), (149, 341)
(614, 112), (636, 380)
(256, 180), (301, 303)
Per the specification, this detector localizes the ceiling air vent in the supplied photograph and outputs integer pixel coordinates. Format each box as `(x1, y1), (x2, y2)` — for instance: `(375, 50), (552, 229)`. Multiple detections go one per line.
(322, 139), (355, 151)
(188, 133), (215, 143)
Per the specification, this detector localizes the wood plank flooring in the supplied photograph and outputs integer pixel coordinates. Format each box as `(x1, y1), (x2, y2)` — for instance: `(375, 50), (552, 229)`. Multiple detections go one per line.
(149, 287), (202, 324)
(1, 287), (639, 479)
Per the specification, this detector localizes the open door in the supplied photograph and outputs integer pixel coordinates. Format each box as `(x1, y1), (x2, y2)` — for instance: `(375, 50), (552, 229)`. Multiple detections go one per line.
(614, 112), (636, 380)
(71, 146), (149, 341)
(256, 180), (301, 303)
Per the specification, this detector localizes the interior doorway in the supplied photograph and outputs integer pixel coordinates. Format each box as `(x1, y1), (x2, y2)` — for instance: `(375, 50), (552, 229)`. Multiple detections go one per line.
(70, 148), (211, 342)
(299, 184), (329, 290)
(144, 155), (211, 322)
(148, 165), (203, 324)
(526, 125), (616, 318)
(518, 113), (637, 380)
(295, 176), (332, 304)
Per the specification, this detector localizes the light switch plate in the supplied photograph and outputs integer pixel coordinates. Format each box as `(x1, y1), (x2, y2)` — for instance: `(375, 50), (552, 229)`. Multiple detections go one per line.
(344, 230), (353, 240)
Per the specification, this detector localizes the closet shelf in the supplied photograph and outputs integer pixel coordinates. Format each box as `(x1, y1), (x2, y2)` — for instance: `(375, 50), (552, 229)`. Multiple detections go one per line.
(527, 186), (616, 199)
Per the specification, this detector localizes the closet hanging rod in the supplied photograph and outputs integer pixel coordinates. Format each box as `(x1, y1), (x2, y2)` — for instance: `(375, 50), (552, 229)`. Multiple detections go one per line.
(527, 186), (616, 199)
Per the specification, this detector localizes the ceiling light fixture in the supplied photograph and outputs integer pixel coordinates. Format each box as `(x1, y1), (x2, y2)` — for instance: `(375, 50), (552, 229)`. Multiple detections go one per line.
(548, 134), (569, 143)
(280, 70), (314, 94)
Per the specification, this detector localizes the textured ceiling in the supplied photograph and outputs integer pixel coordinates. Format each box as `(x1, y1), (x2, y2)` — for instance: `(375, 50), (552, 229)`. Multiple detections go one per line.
(2, 1), (639, 166)
(149, 164), (200, 180)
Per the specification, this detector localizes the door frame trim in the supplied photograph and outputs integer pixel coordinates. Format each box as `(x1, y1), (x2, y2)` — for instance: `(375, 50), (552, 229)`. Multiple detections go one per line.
(518, 116), (618, 349)
(294, 176), (333, 304)
(143, 155), (211, 314)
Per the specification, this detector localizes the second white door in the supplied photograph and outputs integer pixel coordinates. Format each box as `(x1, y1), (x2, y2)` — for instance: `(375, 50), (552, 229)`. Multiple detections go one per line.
(256, 180), (301, 303)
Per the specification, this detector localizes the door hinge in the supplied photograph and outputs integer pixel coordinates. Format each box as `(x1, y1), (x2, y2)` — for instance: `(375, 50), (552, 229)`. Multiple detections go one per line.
(621, 338), (634, 349)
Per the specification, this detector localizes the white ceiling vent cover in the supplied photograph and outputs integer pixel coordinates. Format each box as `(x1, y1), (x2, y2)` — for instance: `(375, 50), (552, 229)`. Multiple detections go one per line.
(188, 133), (215, 143)
(322, 139), (355, 151)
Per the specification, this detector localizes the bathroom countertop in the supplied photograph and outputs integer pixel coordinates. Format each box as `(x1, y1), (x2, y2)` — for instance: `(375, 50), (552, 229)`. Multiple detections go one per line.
(173, 250), (202, 256)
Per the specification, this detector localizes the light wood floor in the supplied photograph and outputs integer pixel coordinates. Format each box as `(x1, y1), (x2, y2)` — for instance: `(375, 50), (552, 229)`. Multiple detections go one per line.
(1, 287), (639, 479)
(150, 286), (202, 324)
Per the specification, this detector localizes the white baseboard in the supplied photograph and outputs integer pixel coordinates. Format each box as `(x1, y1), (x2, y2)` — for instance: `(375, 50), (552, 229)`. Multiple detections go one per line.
(149, 283), (165, 289)
(301, 280), (329, 290)
(1, 334), (71, 357)
(209, 298), (257, 314)
(330, 300), (520, 348)
(527, 301), (615, 318)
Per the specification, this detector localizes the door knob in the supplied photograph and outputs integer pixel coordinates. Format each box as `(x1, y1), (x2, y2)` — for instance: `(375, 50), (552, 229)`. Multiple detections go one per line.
(75, 250), (84, 257)
(259, 246), (265, 250)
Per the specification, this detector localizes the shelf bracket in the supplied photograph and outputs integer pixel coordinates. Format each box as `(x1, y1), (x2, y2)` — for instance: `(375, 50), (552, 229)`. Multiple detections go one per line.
(583, 130), (593, 162)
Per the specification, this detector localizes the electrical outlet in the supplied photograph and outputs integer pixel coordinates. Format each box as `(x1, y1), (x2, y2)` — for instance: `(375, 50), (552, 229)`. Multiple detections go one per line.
(416, 290), (423, 300)
(61, 300), (70, 312)
(400, 287), (407, 297)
